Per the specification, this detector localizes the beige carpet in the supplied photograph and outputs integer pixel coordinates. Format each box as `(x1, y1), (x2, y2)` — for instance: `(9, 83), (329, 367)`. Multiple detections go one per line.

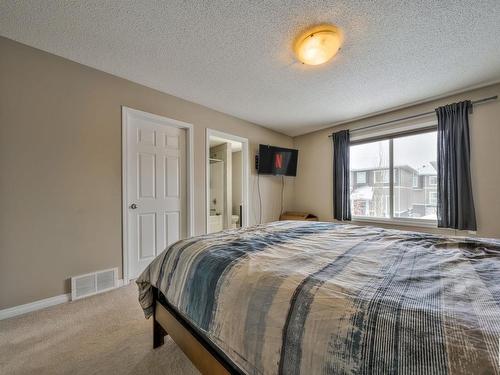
(0, 284), (199, 375)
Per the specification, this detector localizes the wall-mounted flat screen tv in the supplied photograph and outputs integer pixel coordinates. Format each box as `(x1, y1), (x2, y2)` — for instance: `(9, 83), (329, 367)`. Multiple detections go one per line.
(258, 145), (298, 176)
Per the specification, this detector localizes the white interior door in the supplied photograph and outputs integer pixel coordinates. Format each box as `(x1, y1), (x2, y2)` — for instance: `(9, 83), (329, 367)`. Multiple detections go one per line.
(125, 110), (186, 279)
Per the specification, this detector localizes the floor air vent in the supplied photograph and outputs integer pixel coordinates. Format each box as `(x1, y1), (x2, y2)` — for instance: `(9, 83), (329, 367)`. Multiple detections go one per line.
(71, 267), (118, 301)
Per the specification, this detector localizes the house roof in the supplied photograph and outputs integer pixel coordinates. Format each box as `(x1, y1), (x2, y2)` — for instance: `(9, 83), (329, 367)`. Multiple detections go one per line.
(351, 186), (373, 200)
(416, 162), (437, 176)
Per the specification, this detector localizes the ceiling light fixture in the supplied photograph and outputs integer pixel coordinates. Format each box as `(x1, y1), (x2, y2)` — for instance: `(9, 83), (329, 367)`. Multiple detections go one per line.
(294, 24), (343, 66)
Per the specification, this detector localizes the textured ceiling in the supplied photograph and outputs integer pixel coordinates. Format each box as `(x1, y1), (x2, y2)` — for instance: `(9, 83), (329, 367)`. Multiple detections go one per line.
(1, 1), (500, 136)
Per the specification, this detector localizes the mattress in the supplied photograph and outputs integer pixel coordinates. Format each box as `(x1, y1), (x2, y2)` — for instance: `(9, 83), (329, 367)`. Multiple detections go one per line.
(137, 221), (500, 374)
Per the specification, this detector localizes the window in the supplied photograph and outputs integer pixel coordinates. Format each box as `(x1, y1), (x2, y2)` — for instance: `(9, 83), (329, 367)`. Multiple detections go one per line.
(394, 169), (400, 186)
(412, 174), (419, 188)
(374, 169), (389, 183)
(394, 132), (437, 221)
(350, 131), (437, 224)
(350, 140), (390, 218)
(429, 191), (438, 205)
(356, 171), (367, 184)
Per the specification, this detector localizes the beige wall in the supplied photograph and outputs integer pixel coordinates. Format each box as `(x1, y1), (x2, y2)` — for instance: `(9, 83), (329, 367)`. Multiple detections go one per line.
(0, 37), (294, 309)
(293, 83), (500, 239)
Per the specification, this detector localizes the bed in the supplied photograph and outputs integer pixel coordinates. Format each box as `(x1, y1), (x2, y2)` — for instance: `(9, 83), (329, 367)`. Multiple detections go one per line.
(137, 221), (500, 374)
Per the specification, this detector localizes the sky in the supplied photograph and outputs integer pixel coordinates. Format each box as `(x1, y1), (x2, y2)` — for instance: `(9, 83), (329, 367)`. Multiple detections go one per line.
(351, 132), (437, 171)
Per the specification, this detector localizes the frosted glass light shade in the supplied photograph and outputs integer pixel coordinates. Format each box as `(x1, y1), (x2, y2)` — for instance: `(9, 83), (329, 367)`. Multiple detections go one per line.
(294, 25), (343, 66)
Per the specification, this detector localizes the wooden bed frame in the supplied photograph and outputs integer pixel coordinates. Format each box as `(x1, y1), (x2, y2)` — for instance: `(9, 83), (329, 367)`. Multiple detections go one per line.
(152, 287), (243, 375)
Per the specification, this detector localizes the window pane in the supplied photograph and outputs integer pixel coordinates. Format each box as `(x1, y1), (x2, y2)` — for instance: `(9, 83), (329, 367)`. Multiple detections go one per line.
(393, 132), (437, 220)
(350, 140), (390, 218)
(356, 171), (366, 184)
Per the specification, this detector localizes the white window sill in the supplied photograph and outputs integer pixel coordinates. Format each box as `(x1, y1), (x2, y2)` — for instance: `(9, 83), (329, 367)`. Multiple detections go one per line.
(351, 216), (437, 229)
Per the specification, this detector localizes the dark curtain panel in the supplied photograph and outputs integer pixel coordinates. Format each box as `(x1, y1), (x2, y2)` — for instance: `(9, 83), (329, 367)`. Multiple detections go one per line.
(332, 130), (351, 221)
(436, 100), (477, 230)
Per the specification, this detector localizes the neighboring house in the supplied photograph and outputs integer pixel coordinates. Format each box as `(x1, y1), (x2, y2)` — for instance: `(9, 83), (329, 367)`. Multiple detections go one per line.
(350, 162), (437, 219)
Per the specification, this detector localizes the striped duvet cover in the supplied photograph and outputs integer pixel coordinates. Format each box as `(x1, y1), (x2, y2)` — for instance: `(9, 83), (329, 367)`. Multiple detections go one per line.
(137, 221), (500, 374)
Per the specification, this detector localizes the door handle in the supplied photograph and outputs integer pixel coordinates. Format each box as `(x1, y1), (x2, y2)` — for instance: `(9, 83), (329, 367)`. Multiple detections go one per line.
(130, 203), (138, 209)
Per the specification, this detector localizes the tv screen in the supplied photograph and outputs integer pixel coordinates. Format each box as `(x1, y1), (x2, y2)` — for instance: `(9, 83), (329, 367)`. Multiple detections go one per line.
(258, 145), (298, 176)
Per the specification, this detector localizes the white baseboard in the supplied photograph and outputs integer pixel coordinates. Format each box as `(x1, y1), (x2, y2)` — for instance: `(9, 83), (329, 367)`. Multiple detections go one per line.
(0, 278), (127, 320)
(0, 293), (71, 320)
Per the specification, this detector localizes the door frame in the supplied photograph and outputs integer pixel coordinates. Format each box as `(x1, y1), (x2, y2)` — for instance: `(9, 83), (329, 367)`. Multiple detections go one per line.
(122, 106), (194, 284)
(206, 128), (249, 234)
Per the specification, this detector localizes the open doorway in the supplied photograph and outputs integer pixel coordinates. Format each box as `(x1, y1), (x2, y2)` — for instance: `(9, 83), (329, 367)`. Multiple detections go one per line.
(206, 129), (249, 234)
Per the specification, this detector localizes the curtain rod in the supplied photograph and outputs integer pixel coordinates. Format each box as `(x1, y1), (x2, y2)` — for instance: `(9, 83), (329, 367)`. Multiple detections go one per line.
(328, 95), (498, 137)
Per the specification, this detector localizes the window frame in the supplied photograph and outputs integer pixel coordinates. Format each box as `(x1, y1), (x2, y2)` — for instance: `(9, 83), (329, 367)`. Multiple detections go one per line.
(349, 126), (438, 228)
